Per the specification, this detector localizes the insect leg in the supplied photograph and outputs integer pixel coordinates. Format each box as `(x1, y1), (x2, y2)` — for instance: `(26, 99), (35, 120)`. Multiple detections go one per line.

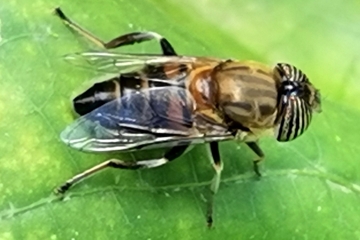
(55, 145), (188, 195)
(54, 8), (176, 55)
(209, 142), (222, 195)
(206, 142), (223, 228)
(246, 141), (265, 177)
(54, 7), (105, 49)
(102, 32), (176, 56)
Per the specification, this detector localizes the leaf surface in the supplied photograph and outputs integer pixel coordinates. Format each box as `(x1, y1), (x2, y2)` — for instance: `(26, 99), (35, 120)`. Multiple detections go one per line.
(1, 0), (360, 239)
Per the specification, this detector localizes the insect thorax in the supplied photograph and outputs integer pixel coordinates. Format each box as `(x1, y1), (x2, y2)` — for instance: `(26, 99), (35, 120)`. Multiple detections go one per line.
(212, 61), (280, 130)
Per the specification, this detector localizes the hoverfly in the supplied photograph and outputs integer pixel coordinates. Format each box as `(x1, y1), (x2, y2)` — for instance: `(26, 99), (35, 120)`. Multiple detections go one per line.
(54, 7), (321, 227)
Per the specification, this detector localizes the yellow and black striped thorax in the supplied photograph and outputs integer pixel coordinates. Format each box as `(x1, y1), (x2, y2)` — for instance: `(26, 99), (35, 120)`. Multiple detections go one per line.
(274, 63), (321, 142)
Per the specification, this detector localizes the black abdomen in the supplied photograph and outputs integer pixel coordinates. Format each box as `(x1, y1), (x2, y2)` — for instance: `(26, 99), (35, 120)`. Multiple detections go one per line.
(73, 66), (185, 116)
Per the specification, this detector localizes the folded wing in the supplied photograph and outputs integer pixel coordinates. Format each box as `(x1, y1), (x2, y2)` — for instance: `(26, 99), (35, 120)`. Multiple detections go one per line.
(61, 87), (203, 152)
(64, 51), (197, 74)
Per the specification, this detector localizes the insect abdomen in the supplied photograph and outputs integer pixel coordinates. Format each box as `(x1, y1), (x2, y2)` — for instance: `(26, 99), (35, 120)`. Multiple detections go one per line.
(73, 76), (122, 116)
(73, 64), (189, 116)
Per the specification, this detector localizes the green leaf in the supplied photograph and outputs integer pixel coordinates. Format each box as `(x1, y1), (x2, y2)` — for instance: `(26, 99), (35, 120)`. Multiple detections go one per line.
(1, 0), (360, 239)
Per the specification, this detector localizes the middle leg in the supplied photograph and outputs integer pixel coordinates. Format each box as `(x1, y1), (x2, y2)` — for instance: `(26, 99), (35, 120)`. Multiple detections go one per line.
(206, 141), (223, 228)
(55, 145), (189, 195)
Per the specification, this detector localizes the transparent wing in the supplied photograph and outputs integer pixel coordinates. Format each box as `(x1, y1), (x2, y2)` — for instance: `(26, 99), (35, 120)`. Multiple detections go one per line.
(64, 51), (199, 74)
(61, 86), (204, 152)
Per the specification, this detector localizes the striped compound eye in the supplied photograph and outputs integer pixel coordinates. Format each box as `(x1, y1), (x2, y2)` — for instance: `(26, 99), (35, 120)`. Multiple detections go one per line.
(274, 63), (318, 142)
(275, 63), (309, 83)
(275, 92), (312, 142)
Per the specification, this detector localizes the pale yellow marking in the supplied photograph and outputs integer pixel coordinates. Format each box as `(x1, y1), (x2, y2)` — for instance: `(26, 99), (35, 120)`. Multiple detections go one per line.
(185, 65), (209, 89)
(140, 72), (149, 89)
(199, 109), (224, 124)
(113, 79), (121, 99)
(235, 128), (274, 142)
(70, 73), (119, 101)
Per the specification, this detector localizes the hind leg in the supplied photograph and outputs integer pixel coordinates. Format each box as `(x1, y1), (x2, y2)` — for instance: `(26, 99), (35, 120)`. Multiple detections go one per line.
(54, 7), (177, 55)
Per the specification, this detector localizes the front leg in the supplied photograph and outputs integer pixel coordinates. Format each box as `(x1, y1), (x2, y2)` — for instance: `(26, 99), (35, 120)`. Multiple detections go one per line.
(246, 141), (265, 177)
